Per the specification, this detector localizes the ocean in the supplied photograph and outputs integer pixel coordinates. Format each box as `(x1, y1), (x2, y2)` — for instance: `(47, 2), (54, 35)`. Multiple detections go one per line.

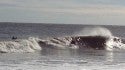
(0, 22), (125, 70)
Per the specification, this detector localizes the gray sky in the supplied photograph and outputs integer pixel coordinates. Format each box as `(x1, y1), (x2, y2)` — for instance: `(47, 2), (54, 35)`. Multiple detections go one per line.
(0, 0), (125, 25)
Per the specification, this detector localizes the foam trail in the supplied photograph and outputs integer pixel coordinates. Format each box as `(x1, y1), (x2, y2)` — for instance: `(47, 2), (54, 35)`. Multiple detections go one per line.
(0, 37), (42, 53)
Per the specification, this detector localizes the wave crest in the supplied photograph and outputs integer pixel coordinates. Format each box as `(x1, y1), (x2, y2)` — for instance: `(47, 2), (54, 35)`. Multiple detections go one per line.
(74, 27), (112, 37)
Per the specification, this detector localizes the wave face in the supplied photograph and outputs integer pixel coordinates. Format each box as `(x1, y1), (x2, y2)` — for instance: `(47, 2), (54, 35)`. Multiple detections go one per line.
(0, 27), (125, 53)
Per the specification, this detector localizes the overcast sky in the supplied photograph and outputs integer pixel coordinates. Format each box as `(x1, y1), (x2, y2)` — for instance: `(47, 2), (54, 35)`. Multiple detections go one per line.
(0, 0), (125, 25)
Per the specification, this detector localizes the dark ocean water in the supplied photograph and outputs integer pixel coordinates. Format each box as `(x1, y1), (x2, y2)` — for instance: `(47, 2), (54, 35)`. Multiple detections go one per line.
(0, 22), (125, 40)
(0, 22), (125, 70)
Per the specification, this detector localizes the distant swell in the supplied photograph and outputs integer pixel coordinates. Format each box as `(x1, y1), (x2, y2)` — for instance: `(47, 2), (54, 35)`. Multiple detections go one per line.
(0, 27), (125, 53)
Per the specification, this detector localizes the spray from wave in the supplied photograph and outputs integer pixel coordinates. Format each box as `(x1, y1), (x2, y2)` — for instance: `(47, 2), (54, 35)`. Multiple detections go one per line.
(74, 26), (112, 37)
(0, 27), (125, 53)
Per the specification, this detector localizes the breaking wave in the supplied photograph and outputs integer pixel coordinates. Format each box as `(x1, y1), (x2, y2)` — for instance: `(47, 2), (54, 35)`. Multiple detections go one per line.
(39, 27), (125, 51)
(39, 36), (125, 51)
(0, 27), (125, 53)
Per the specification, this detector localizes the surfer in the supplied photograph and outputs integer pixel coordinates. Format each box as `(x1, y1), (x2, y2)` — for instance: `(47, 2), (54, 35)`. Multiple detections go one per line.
(12, 36), (17, 40)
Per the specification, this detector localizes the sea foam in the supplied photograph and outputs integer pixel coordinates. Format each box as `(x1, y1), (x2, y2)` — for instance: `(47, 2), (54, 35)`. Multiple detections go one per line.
(0, 37), (41, 53)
